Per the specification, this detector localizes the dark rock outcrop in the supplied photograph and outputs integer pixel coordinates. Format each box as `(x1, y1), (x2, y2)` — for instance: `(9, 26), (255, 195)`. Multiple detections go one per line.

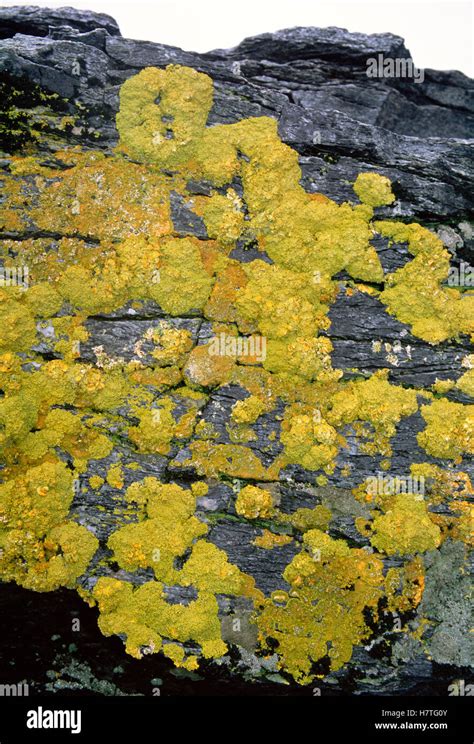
(0, 7), (472, 696)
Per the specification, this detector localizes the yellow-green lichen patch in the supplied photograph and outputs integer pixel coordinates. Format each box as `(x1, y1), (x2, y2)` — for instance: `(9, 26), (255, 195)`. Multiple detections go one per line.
(256, 530), (384, 683)
(92, 577), (227, 663)
(281, 505), (332, 533)
(280, 403), (339, 472)
(353, 172), (395, 207)
(231, 396), (268, 424)
(147, 237), (214, 315)
(183, 441), (281, 481)
(193, 190), (245, 247)
(384, 556), (425, 614)
(326, 371), (419, 457)
(253, 530), (293, 549)
(107, 479), (208, 582)
(0, 459), (98, 591)
(95, 476), (261, 662)
(376, 221), (474, 343)
(1, 61), (472, 684)
(363, 494), (441, 555)
(418, 399), (474, 461)
(456, 369), (474, 397)
(235, 485), (274, 519)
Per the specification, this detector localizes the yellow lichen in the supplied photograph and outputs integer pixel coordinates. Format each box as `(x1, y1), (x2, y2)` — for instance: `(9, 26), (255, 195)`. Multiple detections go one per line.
(366, 494), (441, 555)
(353, 172), (395, 207)
(1, 61), (471, 684)
(235, 485), (274, 519)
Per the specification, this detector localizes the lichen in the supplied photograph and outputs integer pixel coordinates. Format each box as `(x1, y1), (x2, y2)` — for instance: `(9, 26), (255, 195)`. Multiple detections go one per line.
(418, 399), (474, 460)
(363, 494), (442, 555)
(256, 530), (384, 683)
(353, 172), (395, 207)
(1, 61), (472, 684)
(235, 485), (274, 519)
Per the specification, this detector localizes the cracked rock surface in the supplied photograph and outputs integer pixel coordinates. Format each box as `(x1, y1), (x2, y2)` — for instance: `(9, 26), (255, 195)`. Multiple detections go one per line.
(0, 6), (472, 695)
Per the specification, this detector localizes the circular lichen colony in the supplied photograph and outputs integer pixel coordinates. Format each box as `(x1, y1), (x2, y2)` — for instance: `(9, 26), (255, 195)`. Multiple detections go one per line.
(0, 64), (472, 684)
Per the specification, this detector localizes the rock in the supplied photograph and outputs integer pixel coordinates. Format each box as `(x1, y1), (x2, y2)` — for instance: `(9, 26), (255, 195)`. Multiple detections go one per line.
(0, 7), (472, 695)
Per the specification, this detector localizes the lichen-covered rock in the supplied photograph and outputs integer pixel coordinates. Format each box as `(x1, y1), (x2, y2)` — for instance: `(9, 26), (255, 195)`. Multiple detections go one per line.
(0, 7), (472, 694)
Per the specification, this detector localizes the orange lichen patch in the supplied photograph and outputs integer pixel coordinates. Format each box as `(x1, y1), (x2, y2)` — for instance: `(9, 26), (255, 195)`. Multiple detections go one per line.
(108, 480), (208, 581)
(183, 344), (235, 388)
(409, 464), (473, 505)
(235, 485), (274, 519)
(204, 262), (249, 323)
(253, 529), (293, 549)
(2, 151), (172, 241)
(148, 324), (194, 367)
(385, 556), (425, 614)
